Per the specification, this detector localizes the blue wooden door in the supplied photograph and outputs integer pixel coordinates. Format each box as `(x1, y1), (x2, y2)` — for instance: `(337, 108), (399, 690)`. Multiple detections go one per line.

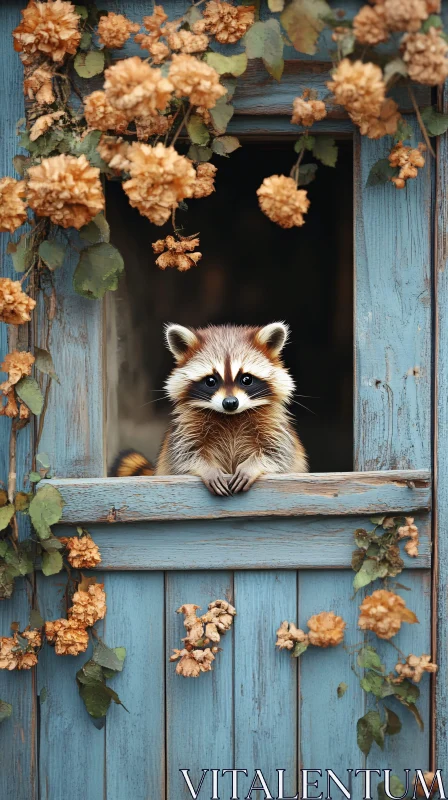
(0, 2), (442, 799)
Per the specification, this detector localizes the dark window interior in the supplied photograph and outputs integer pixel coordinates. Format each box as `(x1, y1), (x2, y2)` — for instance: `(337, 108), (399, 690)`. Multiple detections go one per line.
(106, 139), (353, 473)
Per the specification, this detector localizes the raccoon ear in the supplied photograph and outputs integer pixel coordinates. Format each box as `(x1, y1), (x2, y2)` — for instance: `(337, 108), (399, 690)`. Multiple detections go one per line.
(165, 324), (199, 361)
(255, 322), (289, 356)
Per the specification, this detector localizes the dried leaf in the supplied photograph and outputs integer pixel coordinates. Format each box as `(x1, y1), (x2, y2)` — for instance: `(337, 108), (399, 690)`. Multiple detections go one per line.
(384, 706), (402, 736)
(280, 0), (330, 55)
(34, 348), (59, 383)
(337, 682), (348, 698)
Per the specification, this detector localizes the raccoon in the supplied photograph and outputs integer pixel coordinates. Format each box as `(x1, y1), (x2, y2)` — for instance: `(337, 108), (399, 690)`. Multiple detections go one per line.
(111, 322), (308, 495)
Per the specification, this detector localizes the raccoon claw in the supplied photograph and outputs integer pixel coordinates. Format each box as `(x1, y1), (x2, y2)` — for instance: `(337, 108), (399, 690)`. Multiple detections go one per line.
(202, 469), (231, 497)
(228, 467), (258, 494)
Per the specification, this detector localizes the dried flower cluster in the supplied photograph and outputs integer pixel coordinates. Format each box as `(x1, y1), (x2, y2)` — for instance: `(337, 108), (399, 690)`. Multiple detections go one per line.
(394, 653), (437, 683)
(414, 773), (439, 798)
(170, 599), (236, 677)
(358, 589), (418, 640)
(104, 57), (173, 120)
(291, 94), (327, 128)
(257, 175), (310, 228)
(0, 629), (41, 670)
(123, 142), (196, 226)
(152, 234), (202, 271)
(169, 53), (226, 108)
(97, 136), (131, 173)
(97, 12), (140, 50)
(276, 611), (346, 653)
(0, 278), (36, 326)
(0, 349), (34, 419)
(396, 516), (420, 556)
(84, 91), (128, 134)
(45, 579), (106, 655)
(353, 5), (389, 46)
(193, 162), (217, 199)
(327, 59), (400, 140)
(27, 154), (104, 229)
(135, 6), (209, 62)
(24, 63), (55, 104)
(60, 533), (102, 569)
(13, 0), (81, 63)
(0, 177), (27, 233)
(389, 142), (426, 189)
(402, 27), (448, 85)
(201, 1), (255, 44)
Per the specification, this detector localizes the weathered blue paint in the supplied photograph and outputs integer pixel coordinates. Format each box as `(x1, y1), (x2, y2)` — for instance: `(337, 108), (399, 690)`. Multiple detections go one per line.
(45, 469), (431, 524)
(0, 2), (440, 797)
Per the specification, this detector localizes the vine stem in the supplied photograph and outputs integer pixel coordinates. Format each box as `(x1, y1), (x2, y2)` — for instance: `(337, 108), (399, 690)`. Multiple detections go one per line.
(171, 104), (193, 147)
(8, 421), (19, 544)
(408, 86), (435, 158)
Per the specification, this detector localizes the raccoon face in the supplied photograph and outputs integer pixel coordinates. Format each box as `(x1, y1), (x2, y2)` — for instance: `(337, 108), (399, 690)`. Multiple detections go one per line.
(164, 322), (295, 414)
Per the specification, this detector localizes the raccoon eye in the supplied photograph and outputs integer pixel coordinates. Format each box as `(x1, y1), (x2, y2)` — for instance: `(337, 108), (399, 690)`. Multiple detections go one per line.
(241, 373), (253, 386)
(205, 375), (217, 387)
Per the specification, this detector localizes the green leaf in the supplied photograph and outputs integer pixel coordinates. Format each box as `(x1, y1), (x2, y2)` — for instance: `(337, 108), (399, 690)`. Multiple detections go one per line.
(103, 647), (127, 679)
(77, 660), (104, 687)
(221, 77), (237, 99)
(79, 213), (110, 244)
(357, 646), (384, 672)
(75, 4), (88, 18)
(93, 640), (126, 673)
(187, 144), (213, 163)
(36, 453), (50, 471)
(15, 377), (44, 416)
(312, 137), (338, 167)
(70, 130), (107, 170)
(294, 134), (315, 153)
(0, 505), (15, 532)
(370, 515), (386, 525)
(291, 640), (308, 658)
(356, 710), (384, 756)
(353, 558), (387, 592)
(0, 700), (12, 723)
(281, 0), (331, 55)
(422, 14), (443, 32)
(187, 115), (210, 146)
(34, 347), (59, 383)
(383, 57), (408, 85)
(367, 158), (398, 187)
(9, 233), (33, 272)
(384, 706), (402, 736)
(4, 546), (33, 576)
(0, 542), (8, 558)
(209, 97), (235, 134)
(40, 535), (64, 552)
(360, 671), (387, 698)
(393, 678), (420, 705)
(79, 682), (113, 718)
(42, 550), (63, 576)
(378, 776), (405, 800)
(337, 682), (348, 698)
(340, 30), (355, 57)
(13, 155), (30, 177)
(205, 52), (248, 77)
(298, 163), (318, 186)
(404, 702), (424, 731)
(244, 19), (284, 80)
(29, 472), (42, 484)
(29, 608), (44, 629)
(80, 31), (92, 50)
(29, 484), (65, 540)
(421, 106), (448, 137)
(73, 243), (124, 300)
(74, 50), (105, 79)
(211, 135), (241, 156)
(0, 565), (15, 600)
(38, 240), (65, 270)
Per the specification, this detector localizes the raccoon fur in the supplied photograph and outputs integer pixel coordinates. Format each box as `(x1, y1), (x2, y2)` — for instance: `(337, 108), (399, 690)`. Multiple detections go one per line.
(111, 322), (308, 495)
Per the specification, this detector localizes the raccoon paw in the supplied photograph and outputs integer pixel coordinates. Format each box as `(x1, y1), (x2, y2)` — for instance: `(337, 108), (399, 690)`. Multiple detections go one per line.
(228, 464), (260, 494)
(201, 468), (231, 497)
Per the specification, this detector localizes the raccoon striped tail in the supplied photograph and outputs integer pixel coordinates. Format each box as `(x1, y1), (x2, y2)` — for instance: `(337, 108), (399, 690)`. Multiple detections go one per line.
(110, 450), (154, 477)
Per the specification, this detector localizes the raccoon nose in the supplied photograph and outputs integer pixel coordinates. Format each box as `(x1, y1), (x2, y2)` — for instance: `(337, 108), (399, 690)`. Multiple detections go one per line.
(222, 396), (239, 412)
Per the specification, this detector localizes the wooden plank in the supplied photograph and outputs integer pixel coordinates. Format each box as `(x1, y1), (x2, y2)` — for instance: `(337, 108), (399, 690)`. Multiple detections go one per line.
(227, 114), (353, 136)
(366, 570), (432, 792)
(0, 4), (36, 799)
(354, 121), (432, 472)
(65, 512), (431, 570)
(434, 80), (448, 771)
(105, 572), (165, 800)
(166, 571), (233, 800)
(233, 571), (297, 798)
(354, 121), (432, 776)
(37, 573), (105, 800)
(45, 469), (431, 524)
(298, 571), (363, 788)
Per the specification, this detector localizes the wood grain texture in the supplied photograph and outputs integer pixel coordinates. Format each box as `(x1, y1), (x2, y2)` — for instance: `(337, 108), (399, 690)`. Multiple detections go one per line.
(37, 573), (105, 800)
(166, 571), (234, 800)
(61, 512), (431, 570)
(0, 5), (36, 799)
(354, 120), (432, 472)
(233, 571), (297, 796)
(434, 80), (448, 771)
(105, 572), (165, 800)
(45, 470), (431, 523)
